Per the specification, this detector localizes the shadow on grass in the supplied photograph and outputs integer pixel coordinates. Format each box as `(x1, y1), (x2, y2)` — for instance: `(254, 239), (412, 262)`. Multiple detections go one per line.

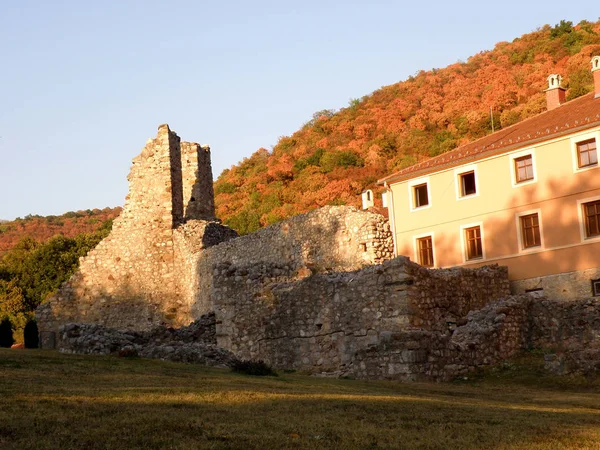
(1, 349), (600, 449)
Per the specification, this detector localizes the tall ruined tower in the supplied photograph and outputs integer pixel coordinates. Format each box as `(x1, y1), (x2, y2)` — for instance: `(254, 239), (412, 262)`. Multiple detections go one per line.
(181, 141), (216, 221)
(117, 124), (215, 227)
(36, 125), (236, 347)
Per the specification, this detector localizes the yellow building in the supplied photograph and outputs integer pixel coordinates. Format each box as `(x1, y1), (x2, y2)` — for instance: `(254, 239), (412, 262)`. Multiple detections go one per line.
(379, 57), (600, 299)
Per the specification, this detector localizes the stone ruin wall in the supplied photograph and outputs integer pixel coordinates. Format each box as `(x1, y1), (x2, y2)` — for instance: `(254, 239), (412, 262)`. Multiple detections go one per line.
(418, 295), (600, 379)
(511, 267), (600, 300)
(212, 252), (600, 380)
(529, 297), (600, 375)
(352, 294), (532, 381)
(193, 205), (394, 316)
(36, 123), (392, 347)
(37, 125), (235, 344)
(181, 140), (216, 221)
(212, 256), (511, 379)
(35, 123), (600, 380)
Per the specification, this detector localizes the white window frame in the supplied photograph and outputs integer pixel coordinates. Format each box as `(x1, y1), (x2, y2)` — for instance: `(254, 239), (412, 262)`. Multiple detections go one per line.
(509, 148), (537, 187)
(361, 189), (374, 209)
(515, 208), (545, 253)
(592, 279), (600, 297)
(460, 222), (486, 263)
(413, 232), (436, 268)
(571, 131), (599, 174)
(408, 176), (431, 211)
(454, 164), (479, 200)
(577, 195), (600, 242)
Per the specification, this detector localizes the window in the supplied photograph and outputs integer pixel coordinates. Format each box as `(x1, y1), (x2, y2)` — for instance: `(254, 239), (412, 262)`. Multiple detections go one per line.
(408, 177), (431, 210)
(361, 189), (374, 210)
(454, 165), (478, 200)
(583, 200), (600, 238)
(464, 226), (483, 260)
(459, 171), (476, 196)
(510, 150), (537, 186)
(571, 133), (599, 173)
(416, 236), (434, 267)
(514, 155), (534, 183)
(520, 213), (541, 249)
(577, 139), (597, 168)
(414, 184), (429, 208)
(592, 279), (600, 297)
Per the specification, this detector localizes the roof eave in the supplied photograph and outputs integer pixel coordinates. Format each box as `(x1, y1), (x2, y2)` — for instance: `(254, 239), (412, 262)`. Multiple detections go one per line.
(378, 120), (600, 186)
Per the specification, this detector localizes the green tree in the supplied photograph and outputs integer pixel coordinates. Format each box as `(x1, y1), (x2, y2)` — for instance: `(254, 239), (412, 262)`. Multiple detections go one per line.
(0, 280), (26, 316)
(550, 20), (574, 39)
(24, 319), (39, 349)
(224, 210), (262, 235)
(0, 317), (14, 347)
(319, 150), (364, 173)
(0, 231), (107, 314)
(566, 68), (594, 101)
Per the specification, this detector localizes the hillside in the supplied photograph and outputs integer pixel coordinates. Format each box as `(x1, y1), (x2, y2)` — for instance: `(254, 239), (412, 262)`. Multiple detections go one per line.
(0, 207), (121, 256)
(214, 19), (600, 234)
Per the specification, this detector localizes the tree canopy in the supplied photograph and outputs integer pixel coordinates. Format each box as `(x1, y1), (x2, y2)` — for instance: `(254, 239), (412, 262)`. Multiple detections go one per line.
(0, 222), (112, 342)
(214, 20), (600, 234)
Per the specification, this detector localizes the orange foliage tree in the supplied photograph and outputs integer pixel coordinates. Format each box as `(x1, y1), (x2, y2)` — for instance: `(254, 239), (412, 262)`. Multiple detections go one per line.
(214, 20), (600, 234)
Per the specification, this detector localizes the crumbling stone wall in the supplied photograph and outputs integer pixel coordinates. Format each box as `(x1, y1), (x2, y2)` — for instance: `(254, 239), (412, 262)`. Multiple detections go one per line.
(530, 297), (600, 375)
(57, 313), (237, 367)
(36, 126), (393, 347)
(350, 295), (532, 381)
(40, 124), (600, 381)
(511, 268), (600, 300)
(37, 125), (235, 342)
(193, 205), (394, 316)
(212, 256), (510, 377)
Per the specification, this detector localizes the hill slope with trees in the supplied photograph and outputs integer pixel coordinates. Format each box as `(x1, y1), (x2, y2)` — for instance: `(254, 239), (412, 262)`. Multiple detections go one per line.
(214, 20), (600, 234)
(0, 225), (114, 342)
(0, 207), (121, 257)
(0, 209), (120, 341)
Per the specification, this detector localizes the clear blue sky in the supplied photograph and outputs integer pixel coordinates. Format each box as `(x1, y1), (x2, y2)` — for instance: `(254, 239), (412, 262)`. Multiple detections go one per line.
(0, 0), (598, 220)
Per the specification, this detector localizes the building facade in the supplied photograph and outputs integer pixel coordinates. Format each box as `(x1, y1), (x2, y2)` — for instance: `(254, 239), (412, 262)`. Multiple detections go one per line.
(380, 57), (600, 299)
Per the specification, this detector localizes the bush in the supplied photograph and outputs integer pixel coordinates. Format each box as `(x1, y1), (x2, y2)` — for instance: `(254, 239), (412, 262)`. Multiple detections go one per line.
(231, 359), (278, 376)
(319, 150), (364, 173)
(214, 182), (237, 195)
(0, 317), (15, 348)
(118, 347), (138, 358)
(23, 319), (39, 349)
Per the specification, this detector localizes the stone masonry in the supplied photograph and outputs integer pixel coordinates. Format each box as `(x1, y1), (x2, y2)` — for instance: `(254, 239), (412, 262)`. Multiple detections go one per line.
(511, 268), (600, 301)
(57, 312), (238, 368)
(37, 126), (392, 348)
(193, 205), (394, 315)
(37, 125), (237, 341)
(212, 256), (510, 379)
(37, 124), (600, 381)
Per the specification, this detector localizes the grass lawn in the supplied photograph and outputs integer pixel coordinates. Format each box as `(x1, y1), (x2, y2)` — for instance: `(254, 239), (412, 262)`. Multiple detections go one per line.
(1, 349), (600, 449)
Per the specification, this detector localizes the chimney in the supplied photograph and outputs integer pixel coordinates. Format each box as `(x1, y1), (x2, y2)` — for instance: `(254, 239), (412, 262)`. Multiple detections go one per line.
(545, 74), (566, 110)
(592, 56), (600, 99)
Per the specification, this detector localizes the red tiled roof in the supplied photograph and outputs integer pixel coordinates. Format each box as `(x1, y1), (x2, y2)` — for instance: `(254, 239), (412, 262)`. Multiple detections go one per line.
(378, 92), (600, 185)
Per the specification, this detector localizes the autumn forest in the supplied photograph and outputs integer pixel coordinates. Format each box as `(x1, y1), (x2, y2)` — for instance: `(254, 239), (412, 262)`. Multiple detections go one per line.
(214, 19), (600, 234)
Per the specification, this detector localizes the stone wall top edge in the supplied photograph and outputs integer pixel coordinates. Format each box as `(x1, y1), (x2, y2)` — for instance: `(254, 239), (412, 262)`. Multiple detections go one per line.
(212, 254), (413, 275)
(202, 205), (389, 252)
(210, 253), (507, 270)
(181, 141), (210, 150)
(425, 263), (509, 276)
